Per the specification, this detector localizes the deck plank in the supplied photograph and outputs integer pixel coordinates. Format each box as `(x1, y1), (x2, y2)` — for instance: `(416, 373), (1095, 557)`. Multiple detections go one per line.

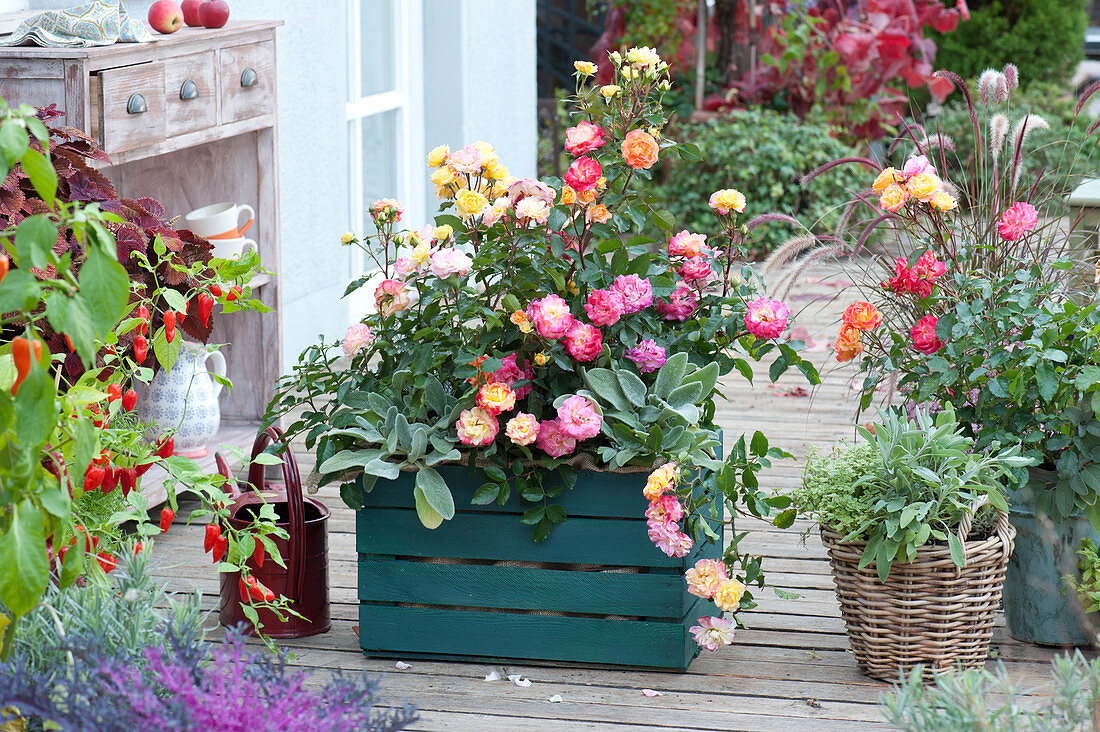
(150, 272), (1079, 730)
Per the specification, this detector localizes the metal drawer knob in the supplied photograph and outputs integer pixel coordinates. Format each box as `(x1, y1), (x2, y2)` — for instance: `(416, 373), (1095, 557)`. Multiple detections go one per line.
(180, 79), (199, 101)
(240, 67), (258, 88)
(126, 93), (147, 115)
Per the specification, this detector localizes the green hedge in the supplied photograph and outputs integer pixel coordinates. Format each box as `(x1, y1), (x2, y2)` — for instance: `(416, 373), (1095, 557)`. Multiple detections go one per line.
(931, 0), (1088, 87)
(652, 109), (863, 255)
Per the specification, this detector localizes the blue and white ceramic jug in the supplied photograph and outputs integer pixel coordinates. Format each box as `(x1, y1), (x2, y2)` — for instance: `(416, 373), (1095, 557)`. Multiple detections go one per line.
(140, 341), (226, 458)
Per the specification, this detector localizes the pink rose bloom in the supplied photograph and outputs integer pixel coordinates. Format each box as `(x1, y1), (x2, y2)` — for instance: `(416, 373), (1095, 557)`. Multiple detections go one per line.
(678, 257), (712, 282)
(527, 294), (575, 339)
(584, 288), (625, 326)
(997, 201), (1039, 242)
(341, 323), (374, 358)
(375, 278), (411, 317)
(743, 297), (791, 339)
(684, 558), (726, 599)
(562, 321), (603, 361)
(610, 274), (653, 313)
(624, 340), (666, 373)
(556, 394), (603, 440)
(492, 353), (534, 399)
(564, 120), (607, 156)
(455, 407), (498, 447)
(902, 153), (933, 178)
(563, 156), (602, 192)
(393, 257), (416, 279)
(370, 198), (403, 223)
(656, 284), (698, 321)
(535, 419), (577, 458)
(504, 412), (540, 446)
(668, 230), (710, 258)
(507, 178), (555, 204)
(645, 494), (684, 525)
(690, 616), (736, 651)
(911, 314), (943, 354)
(430, 248), (472, 279)
(446, 144), (482, 173)
(647, 519), (694, 557)
(481, 198), (510, 226)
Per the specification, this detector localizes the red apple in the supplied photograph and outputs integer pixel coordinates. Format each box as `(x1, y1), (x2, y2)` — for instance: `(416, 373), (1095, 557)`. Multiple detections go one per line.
(181, 0), (203, 27)
(198, 0), (230, 29)
(148, 0), (184, 34)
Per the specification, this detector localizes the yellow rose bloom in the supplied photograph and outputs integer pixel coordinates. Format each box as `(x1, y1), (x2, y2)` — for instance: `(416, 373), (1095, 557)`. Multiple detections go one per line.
(587, 204), (611, 223)
(455, 189), (489, 217)
(510, 311), (534, 334)
(609, 51), (622, 66)
(930, 191), (958, 212)
(878, 183), (909, 213)
(534, 351), (549, 366)
(340, 232), (355, 245)
(621, 67), (637, 80)
(573, 60), (597, 76)
(485, 162), (509, 181)
(427, 144), (449, 167)
(561, 185), (577, 205)
(643, 462), (678, 500)
(600, 85), (621, 99)
(578, 188), (597, 205)
(433, 224), (453, 241)
(434, 184), (455, 200)
(709, 188), (747, 215)
(626, 45), (661, 68)
(597, 176), (607, 190)
(872, 167), (901, 194)
(567, 279), (580, 295)
(712, 578), (746, 611)
(430, 166), (456, 187)
(411, 241), (432, 268)
(905, 171), (942, 202)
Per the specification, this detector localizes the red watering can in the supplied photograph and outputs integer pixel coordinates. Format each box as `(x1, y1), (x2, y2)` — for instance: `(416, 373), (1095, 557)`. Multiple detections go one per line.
(215, 426), (331, 638)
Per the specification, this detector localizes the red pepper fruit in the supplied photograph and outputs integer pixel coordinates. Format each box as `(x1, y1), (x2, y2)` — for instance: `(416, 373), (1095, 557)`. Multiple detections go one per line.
(96, 552), (118, 574)
(133, 542), (143, 556)
(107, 383), (122, 402)
(159, 506), (174, 533)
(137, 305), (151, 336)
(64, 335), (74, 351)
(11, 337), (43, 396)
(204, 523), (221, 554)
(101, 466), (119, 494)
(210, 284), (223, 297)
(164, 310), (176, 343)
(156, 436), (175, 459)
(122, 389), (137, 411)
(239, 577), (250, 603)
(84, 465), (105, 492)
(119, 467), (136, 497)
(211, 535), (228, 564)
(253, 540), (265, 569)
(177, 302), (188, 327)
(133, 335), (148, 364)
(226, 285), (242, 302)
(93, 450), (110, 467)
(197, 293), (214, 328)
(136, 460), (153, 477)
(248, 579), (267, 603)
(0, 253), (8, 284)
(87, 404), (107, 428)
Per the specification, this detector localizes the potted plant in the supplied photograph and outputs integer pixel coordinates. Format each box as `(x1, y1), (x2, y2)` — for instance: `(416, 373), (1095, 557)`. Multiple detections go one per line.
(793, 406), (1031, 681)
(268, 49), (816, 669)
(790, 66), (1100, 645)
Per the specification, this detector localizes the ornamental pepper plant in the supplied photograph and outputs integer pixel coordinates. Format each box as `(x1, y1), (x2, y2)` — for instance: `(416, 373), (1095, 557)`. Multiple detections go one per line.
(785, 67), (1100, 526)
(0, 97), (285, 654)
(269, 48), (819, 651)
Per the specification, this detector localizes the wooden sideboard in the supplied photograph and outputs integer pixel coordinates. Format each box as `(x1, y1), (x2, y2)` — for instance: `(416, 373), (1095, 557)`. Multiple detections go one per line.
(0, 21), (284, 504)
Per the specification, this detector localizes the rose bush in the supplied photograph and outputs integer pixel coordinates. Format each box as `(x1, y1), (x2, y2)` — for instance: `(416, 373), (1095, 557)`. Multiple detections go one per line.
(269, 49), (818, 650)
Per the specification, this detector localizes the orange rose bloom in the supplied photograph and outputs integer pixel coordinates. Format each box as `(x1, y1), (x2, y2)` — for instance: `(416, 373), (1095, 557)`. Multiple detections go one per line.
(841, 301), (882, 331)
(834, 325), (864, 362)
(621, 129), (659, 170)
(587, 204), (611, 223)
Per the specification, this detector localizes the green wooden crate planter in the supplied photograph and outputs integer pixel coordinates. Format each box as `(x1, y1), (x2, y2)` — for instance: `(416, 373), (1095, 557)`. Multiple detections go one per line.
(355, 465), (721, 670)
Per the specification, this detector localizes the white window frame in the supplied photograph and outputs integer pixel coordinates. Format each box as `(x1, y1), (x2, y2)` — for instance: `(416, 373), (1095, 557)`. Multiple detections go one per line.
(346, 0), (425, 319)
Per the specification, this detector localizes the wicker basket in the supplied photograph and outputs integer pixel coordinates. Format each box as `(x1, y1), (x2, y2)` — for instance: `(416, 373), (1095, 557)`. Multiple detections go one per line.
(820, 496), (1015, 682)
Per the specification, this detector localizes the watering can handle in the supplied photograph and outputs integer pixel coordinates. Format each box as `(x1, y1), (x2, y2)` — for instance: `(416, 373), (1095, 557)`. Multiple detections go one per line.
(213, 452), (241, 499)
(244, 426), (306, 603)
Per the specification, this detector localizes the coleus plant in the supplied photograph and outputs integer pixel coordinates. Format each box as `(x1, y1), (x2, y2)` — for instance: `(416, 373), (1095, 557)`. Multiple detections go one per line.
(0, 97), (283, 654)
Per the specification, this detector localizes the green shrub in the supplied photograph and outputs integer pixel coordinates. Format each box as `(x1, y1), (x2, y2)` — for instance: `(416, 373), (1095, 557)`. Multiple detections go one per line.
(930, 0), (1088, 87)
(651, 109), (863, 255)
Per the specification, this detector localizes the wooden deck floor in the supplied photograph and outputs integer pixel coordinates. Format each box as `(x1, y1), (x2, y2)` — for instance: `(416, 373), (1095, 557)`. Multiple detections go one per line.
(153, 273), (1074, 731)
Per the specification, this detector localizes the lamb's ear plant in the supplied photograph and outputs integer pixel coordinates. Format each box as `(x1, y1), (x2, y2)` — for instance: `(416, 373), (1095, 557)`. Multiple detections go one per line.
(795, 406), (1033, 582)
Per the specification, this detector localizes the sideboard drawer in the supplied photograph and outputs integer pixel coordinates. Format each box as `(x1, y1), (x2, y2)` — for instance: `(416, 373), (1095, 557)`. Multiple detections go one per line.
(165, 51), (216, 137)
(90, 62), (166, 155)
(218, 41), (275, 125)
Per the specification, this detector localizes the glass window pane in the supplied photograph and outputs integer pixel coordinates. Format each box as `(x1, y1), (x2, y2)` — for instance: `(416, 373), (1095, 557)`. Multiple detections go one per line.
(361, 110), (399, 235)
(360, 0), (396, 98)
